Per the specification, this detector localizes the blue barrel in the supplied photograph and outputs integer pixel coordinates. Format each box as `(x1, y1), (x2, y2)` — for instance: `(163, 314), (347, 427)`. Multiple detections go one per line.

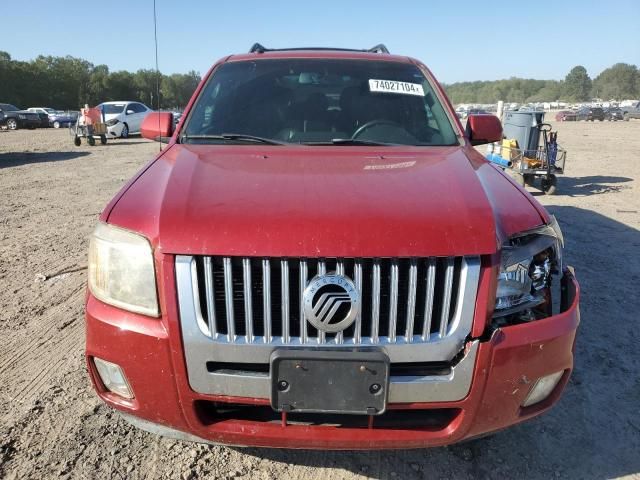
(486, 153), (513, 168)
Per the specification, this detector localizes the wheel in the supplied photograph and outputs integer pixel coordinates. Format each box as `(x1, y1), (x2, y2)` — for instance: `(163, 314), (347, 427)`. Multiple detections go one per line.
(523, 174), (536, 186)
(6, 118), (18, 130)
(120, 123), (129, 138)
(74, 136), (81, 147)
(53, 121), (60, 128)
(511, 172), (525, 187)
(88, 136), (96, 146)
(624, 114), (630, 121)
(100, 135), (107, 145)
(541, 175), (557, 195)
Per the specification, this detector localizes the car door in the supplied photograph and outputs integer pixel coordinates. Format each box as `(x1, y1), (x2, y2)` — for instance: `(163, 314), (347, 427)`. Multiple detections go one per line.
(125, 103), (141, 133)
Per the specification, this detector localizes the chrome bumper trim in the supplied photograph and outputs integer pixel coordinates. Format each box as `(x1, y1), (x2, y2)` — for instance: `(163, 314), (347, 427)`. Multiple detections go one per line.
(186, 340), (478, 403)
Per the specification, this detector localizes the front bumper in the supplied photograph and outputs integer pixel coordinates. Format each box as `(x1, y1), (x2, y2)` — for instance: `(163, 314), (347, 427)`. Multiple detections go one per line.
(85, 264), (579, 450)
(106, 122), (124, 137)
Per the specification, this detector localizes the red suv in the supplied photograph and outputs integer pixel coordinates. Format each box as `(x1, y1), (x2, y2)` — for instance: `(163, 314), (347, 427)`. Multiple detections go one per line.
(85, 44), (580, 449)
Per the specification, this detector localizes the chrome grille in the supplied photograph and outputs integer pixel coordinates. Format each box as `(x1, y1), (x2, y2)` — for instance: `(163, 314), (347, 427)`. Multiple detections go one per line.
(182, 256), (480, 346)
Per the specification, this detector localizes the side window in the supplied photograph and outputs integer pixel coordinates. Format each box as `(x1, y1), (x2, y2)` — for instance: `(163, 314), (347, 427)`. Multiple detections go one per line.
(128, 103), (144, 113)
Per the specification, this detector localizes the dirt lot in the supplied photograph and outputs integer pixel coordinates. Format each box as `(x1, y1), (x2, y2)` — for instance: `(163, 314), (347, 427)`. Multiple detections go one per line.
(1, 121), (639, 480)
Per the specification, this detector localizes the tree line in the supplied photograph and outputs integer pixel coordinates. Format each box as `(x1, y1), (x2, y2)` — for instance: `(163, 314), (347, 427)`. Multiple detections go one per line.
(1, 52), (638, 109)
(0, 51), (201, 110)
(444, 63), (640, 104)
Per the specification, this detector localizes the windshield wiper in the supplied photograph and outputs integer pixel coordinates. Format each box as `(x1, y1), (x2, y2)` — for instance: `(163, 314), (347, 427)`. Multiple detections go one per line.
(182, 133), (285, 145)
(328, 138), (397, 146)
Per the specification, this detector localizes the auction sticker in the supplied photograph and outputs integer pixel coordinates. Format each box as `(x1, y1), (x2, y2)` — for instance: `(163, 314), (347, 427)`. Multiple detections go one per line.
(369, 79), (425, 96)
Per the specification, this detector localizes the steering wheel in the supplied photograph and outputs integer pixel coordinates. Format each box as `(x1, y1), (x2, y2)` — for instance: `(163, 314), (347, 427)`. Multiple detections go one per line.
(351, 119), (405, 139)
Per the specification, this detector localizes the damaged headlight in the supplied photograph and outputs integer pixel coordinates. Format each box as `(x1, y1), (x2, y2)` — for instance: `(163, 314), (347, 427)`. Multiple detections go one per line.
(494, 216), (563, 318)
(88, 222), (159, 317)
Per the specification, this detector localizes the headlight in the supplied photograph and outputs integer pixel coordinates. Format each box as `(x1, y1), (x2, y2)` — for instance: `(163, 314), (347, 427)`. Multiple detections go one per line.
(105, 119), (119, 126)
(88, 222), (159, 317)
(494, 216), (563, 318)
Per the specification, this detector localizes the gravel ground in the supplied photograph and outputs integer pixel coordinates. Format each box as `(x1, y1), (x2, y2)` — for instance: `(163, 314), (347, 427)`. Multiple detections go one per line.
(0, 123), (639, 479)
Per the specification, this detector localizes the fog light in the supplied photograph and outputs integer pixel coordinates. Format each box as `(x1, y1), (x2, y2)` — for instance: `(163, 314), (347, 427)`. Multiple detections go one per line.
(522, 371), (564, 407)
(93, 357), (134, 399)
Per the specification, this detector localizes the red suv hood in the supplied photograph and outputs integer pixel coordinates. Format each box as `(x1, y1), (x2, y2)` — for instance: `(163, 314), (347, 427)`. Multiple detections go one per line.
(107, 144), (544, 257)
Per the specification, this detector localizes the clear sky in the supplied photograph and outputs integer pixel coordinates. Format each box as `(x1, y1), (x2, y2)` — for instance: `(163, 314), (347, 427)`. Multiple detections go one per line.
(3, 0), (639, 83)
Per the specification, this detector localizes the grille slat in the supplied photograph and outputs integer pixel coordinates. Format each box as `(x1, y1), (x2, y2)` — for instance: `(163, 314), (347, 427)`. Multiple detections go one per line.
(422, 258), (436, 340)
(354, 261), (363, 344)
(223, 258), (235, 341)
(262, 259), (272, 343)
(405, 259), (418, 342)
(189, 256), (473, 346)
(299, 260), (308, 344)
(388, 261), (399, 343)
(439, 258), (455, 338)
(243, 259), (254, 342)
(317, 259), (326, 344)
(371, 260), (381, 343)
(281, 259), (290, 343)
(203, 257), (216, 337)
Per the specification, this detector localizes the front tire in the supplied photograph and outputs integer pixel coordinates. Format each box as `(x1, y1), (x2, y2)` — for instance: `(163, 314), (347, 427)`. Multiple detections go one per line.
(120, 123), (129, 138)
(624, 114), (630, 121)
(53, 121), (60, 128)
(7, 118), (18, 130)
(523, 173), (536, 186)
(541, 175), (557, 195)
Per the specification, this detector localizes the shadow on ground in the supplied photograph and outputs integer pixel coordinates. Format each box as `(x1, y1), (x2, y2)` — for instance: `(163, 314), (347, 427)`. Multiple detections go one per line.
(102, 140), (150, 146)
(0, 151), (90, 168)
(230, 206), (640, 479)
(529, 175), (632, 197)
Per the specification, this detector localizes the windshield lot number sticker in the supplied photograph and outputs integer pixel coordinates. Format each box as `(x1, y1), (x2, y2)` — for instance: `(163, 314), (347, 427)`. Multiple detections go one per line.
(369, 79), (425, 96)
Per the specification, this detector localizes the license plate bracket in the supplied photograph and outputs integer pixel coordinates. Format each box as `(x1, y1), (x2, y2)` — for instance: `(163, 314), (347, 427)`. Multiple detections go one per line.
(270, 349), (389, 415)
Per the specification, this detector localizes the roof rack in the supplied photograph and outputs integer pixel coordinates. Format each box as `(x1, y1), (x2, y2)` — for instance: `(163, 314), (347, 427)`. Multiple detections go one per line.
(248, 43), (390, 54)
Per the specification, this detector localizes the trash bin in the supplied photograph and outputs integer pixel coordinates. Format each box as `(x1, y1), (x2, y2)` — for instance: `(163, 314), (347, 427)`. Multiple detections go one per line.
(502, 111), (545, 155)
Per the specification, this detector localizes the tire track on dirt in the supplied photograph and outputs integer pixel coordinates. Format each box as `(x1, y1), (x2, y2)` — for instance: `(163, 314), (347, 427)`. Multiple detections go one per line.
(0, 283), (84, 374)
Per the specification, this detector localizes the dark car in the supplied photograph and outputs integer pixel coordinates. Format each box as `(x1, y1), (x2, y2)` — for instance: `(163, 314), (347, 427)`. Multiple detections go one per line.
(0, 103), (41, 130)
(576, 107), (605, 121)
(604, 107), (624, 121)
(555, 110), (577, 121)
(28, 107), (78, 128)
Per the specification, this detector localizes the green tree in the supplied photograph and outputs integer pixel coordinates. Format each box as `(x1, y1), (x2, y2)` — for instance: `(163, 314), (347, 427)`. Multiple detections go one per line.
(592, 63), (639, 100)
(88, 65), (110, 105)
(563, 65), (592, 101)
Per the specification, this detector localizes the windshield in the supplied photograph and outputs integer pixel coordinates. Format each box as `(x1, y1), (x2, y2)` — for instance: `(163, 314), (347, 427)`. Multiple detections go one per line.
(100, 103), (126, 114)
(183, 59), (458, 146)
(1, 104), (19, 112)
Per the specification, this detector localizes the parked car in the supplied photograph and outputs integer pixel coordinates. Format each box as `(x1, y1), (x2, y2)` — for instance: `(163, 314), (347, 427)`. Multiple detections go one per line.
(86, 44), (579, 449)
(0, 103), (41, 130)
(24, 107), (51, 127)
(98, 101), (152, 138)
(604, 107), (624, 121)
(555, 110), (577, 121)
(576, 107), (605, 121)
(27, 107), (77, 128)
(621, 101), (640, 121)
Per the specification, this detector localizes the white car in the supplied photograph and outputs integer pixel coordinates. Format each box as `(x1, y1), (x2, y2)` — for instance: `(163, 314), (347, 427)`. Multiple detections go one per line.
(98, 101), (152, 138)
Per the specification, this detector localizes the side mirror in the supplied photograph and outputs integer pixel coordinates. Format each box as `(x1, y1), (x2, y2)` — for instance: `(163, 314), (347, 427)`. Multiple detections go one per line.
(141, 112), (174, 143)
(465, 114), (503, 146)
